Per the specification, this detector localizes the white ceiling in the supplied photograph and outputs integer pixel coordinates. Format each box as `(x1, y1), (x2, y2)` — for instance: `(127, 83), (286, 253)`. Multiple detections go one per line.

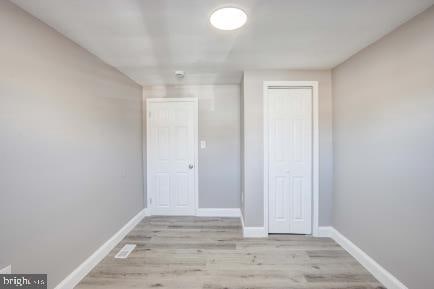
(11, 0), (434, 85)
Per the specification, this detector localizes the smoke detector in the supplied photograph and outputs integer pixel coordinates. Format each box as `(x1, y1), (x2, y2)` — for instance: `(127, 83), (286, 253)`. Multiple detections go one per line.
(175, 70), (185, 80)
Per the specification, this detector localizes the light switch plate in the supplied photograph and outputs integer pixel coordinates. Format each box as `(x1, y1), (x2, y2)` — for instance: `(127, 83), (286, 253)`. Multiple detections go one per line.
(0, 265), (11, 274)
(200, 140), (206, 149)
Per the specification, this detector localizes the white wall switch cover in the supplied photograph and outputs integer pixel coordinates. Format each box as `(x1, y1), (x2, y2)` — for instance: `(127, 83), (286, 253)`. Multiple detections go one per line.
(0, 265), (11, 274)
(200, 140), (206, 149)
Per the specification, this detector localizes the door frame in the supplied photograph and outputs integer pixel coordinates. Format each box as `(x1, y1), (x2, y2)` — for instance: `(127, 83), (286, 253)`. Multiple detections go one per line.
(263, 81), (319, 236)
(146, 97), (199, 216)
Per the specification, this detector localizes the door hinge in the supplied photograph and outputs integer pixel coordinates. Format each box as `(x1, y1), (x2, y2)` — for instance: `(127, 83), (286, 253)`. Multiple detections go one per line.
(148, 111), (151, 118)
(149, 198), (152, 205)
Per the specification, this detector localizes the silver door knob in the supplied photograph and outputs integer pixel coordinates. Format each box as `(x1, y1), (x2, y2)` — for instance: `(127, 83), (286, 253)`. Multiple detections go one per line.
(188, 164), (194, 169)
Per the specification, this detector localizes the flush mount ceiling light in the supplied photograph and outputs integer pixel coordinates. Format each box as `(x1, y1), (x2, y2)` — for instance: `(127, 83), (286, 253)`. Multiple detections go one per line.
(210, 7), (247, 30)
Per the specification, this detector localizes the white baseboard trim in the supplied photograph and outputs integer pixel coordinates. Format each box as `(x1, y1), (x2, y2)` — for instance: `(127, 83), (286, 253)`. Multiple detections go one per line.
(240, 214), (267, 238)
(54, 208), (146, 289)
(144, 208), (151, 216)
(196, 208), (241, 217)
(318, 226), (408, 289)
(0, 265), (11, 274)
(316, 226), (333, 238)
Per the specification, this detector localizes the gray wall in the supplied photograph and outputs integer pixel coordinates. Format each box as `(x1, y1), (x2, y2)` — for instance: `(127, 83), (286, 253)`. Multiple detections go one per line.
(0, 1), (144, 288)
(242, 70), (333, 227)
(240, 78), (245, 217)
(332, 6), (434, 289)
(143, 85), (241, 209)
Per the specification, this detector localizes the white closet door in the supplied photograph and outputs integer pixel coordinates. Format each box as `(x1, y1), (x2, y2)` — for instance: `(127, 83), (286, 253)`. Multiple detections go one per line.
(148, 100), (196, 215)
(268, 88), (312, 234)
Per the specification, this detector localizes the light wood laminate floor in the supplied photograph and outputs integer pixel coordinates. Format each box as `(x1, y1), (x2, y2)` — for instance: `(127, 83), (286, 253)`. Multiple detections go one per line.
(76, 216), (385, 289)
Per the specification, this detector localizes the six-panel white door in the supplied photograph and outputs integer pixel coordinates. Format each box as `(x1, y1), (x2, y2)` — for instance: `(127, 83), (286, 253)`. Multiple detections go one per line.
(148, 100), (196, 215)
(268, 88), (313, 234)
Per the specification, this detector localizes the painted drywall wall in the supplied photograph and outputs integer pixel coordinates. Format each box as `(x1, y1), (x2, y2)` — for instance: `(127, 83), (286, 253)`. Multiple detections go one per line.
(143, 85), (241, 209)
(240, 78), (245, 219)
(0, 1), (144, 288)
(332, 5), (434, 289)
(242, 70), (333, 227)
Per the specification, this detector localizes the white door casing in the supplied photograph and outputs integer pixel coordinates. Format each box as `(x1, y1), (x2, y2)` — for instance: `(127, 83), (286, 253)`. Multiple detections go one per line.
(147, 98), (198, 216)
(264, 82), (319, 235)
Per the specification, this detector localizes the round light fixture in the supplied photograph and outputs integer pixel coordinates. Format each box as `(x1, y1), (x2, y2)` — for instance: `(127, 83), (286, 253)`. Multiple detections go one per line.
(210, 7), (247, 31)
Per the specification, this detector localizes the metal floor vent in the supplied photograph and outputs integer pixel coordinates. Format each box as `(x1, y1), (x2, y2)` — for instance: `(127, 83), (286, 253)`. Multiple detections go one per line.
(115, 244), (136, 259)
